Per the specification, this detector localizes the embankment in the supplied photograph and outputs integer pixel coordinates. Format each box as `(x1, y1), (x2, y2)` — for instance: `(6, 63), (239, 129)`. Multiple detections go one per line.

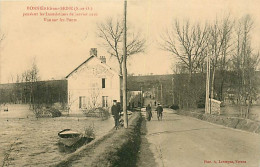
(176, 110), (260, 134)
(52, 112), (142, 167)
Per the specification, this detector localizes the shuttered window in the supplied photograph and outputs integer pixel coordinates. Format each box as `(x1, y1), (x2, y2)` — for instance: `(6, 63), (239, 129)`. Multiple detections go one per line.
(102, 78), (106, 88)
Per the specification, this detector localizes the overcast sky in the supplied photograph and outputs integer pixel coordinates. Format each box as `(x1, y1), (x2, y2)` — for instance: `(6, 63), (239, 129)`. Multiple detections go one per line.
(0, 0), (259, 83)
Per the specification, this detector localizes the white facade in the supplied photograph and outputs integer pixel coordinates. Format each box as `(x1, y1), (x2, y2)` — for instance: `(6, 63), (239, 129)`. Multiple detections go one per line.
(66, 55), (121, 114)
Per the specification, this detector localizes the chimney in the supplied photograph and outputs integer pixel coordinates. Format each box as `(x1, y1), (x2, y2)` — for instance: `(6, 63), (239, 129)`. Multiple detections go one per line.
(100, 56), (106, 63)
(90, 48), (97, 57)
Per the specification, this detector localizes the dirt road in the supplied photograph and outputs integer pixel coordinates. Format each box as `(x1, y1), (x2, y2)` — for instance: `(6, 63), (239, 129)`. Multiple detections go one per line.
(144, 109), (260, 167)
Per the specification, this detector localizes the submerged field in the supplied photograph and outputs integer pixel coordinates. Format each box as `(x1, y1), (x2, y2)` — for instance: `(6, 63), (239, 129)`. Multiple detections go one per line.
(0, 105), (114, 167)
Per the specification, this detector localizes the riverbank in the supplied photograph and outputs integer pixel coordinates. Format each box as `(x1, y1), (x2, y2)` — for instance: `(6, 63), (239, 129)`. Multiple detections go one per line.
(51, 112), (141, 167)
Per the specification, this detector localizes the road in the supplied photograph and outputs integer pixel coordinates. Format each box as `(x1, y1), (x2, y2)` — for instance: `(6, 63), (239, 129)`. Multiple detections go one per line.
(145, 108), (260, 167)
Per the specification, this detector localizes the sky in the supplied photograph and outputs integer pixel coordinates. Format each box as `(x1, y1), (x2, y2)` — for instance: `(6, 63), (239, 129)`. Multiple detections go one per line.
(0, 0), (260, 83)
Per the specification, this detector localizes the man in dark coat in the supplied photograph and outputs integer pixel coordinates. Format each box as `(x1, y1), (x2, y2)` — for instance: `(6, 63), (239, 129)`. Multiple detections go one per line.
(156, 103), (163, 121)
(146, 104), (152, 121)
(111, 100), (120, 129)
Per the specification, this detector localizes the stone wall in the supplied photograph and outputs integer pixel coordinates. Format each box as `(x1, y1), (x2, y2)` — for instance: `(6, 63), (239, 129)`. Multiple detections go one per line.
(210, 98), (221, 115)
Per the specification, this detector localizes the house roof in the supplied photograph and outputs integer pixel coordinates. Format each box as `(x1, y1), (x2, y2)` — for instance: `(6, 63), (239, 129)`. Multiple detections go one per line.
(65, 56), (120, 78)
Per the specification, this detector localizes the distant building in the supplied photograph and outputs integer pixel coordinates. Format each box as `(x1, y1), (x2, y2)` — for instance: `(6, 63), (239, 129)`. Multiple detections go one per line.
(127, 74), (174, 106)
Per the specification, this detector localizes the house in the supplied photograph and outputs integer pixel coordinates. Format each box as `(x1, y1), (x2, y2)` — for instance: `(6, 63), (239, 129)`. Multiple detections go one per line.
(0, 48), (122, 115)
(65, 48), (122, 115)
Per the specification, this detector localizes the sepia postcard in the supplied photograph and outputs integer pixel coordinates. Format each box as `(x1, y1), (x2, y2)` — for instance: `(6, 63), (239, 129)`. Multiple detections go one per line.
(0, 0), (260, 166)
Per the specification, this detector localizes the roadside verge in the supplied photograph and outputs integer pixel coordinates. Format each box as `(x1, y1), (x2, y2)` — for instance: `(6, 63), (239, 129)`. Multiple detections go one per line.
(176, 110), (260, 135)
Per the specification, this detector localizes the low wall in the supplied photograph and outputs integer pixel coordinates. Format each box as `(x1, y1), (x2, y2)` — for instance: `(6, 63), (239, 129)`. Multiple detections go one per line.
(177, 110), (260, 135)
(210, 99), (221, 115)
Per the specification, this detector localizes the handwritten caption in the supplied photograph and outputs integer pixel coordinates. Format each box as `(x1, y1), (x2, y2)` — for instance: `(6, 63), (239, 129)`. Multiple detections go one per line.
(23, 6), (98, 22)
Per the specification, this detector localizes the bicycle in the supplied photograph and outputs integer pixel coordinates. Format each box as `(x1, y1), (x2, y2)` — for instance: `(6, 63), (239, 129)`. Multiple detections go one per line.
(157, 111), (162, 121)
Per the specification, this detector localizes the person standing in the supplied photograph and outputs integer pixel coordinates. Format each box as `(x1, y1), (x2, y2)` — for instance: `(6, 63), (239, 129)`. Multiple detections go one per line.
(111, 100), (120, 129)
(146, 104), (152, 121)
(116, 102), (122, 115)
(156, 103), (163, 121)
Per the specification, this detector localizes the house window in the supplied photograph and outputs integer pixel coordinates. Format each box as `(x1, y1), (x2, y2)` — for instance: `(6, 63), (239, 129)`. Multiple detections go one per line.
(79, 96), (86, 109)
(102, 78), (106, 88)
(102, 96), (108, 107)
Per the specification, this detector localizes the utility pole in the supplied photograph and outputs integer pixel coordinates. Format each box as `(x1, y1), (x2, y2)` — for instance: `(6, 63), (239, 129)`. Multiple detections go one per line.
(160, 83), (163, 105)
(122, 0), (128, 128)
(157, 86), (159, 103)
(205, 53), (210, 114)
(140, 86), (143, 107)
(152, 85), (155, 99)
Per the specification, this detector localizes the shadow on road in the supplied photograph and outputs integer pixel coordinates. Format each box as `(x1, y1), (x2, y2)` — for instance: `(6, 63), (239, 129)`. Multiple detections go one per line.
(148, 127), (226, 136)
(149, 118), (181, 122)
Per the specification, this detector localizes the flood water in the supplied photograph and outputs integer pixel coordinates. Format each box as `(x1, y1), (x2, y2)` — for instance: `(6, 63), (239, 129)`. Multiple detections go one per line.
(0, 106), (114, 167)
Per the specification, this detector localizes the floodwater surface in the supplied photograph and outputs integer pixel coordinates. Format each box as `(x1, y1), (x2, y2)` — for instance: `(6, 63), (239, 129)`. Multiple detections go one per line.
(0, 110), (114, 167)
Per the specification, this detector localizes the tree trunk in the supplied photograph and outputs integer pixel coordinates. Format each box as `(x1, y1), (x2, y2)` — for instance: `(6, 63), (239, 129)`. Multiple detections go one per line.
(219, 72), (225, 101)
(178, 93), (181, 108)
(246, 100), (250, 119)
(118, 62), (123, 76)
(188, 68), (192, 108)
(211, 67), (216, 99)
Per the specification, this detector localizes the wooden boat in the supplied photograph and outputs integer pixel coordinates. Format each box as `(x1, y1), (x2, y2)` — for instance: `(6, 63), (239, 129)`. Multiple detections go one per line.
(58, 129), (83, 147)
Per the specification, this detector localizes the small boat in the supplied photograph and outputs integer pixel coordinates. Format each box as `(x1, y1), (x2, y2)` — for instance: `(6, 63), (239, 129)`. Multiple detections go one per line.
(58, 129), (83, 147)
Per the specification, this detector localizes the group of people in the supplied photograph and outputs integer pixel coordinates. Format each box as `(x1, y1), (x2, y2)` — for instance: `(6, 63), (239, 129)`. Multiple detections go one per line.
(111, 100), (164, 129)
(145, 103), (163, 121)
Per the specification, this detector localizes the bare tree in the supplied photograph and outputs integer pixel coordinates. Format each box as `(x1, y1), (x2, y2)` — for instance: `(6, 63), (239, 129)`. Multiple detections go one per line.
(96, 17), (146, 75)
(161, 20), (209, 78)
(21, 58), (41, 118)
(232, 15), (259, 118)
(208, 16), (234, 100)
(218, 17), (234, 101)
(160, 20), (209, 107)
(87, 88), (101, 109)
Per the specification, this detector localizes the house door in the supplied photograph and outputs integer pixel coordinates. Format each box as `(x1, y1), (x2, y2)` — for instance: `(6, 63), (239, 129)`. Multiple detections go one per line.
(102, 96), (108, 107)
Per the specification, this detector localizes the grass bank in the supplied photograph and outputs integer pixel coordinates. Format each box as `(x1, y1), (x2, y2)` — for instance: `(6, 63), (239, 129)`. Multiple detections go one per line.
(91, 112), (142, 167)
(176, 109), (260, 134)
(136, 117), (157, 167)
